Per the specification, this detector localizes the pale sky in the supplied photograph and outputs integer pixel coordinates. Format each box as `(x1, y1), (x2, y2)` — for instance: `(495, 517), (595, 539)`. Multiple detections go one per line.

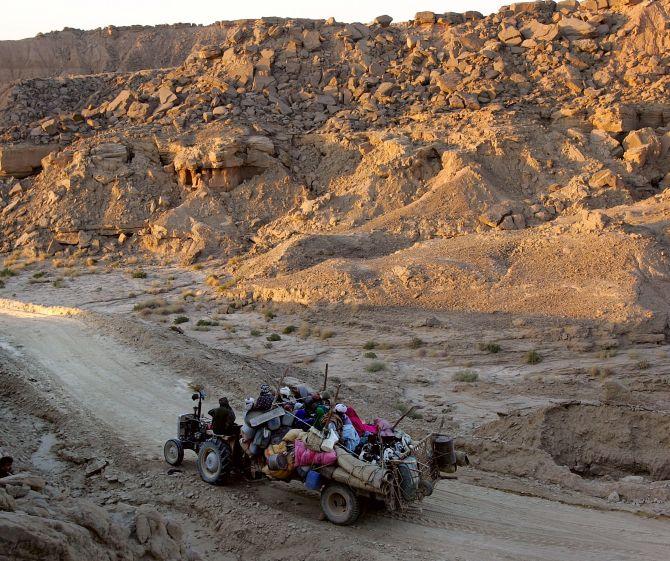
(1, 1), (507, 40)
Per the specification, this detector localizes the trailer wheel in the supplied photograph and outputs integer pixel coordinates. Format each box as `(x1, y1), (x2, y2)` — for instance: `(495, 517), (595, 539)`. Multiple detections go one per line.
(164, 439), (184, 466)
(197, 439), (232, 485)
(320, 483), (361, 525)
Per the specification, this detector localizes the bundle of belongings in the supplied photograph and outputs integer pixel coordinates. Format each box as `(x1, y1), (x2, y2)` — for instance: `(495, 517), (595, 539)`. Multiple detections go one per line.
(238, 381), (422, 496)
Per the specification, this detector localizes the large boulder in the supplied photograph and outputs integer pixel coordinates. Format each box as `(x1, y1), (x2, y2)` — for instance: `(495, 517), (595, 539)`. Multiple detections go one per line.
(622, 128), (661, 167)
(520, 20), (559, 41)
(0, 143), (59, 178)
(592, 105), (639, 133)
(558, 17), (597, 38)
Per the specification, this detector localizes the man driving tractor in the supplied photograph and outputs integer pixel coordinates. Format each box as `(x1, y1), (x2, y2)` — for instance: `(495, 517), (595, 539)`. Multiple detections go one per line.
(208, 397), (236, 435)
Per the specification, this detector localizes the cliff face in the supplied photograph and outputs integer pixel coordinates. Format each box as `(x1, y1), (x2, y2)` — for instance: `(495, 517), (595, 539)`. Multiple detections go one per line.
(0, 23), (234, 91)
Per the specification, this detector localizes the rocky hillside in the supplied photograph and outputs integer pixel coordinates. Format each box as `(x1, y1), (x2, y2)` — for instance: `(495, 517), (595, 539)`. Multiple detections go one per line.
(0, 0), (670, 335)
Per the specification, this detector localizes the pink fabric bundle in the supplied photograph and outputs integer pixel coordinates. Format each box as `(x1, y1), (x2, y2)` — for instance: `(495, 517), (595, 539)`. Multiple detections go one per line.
(293, 439), (337, 467)
(345, 406), (377, 436)
(374, 418), (394, 437)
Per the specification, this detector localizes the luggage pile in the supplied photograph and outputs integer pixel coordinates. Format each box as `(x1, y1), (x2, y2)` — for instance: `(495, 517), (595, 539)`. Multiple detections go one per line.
(238, 380), (464, 510)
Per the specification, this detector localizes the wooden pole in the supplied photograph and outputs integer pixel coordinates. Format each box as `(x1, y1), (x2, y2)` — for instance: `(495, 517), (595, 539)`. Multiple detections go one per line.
(321, 363), (329, 392)
(392, 405), (417, 430)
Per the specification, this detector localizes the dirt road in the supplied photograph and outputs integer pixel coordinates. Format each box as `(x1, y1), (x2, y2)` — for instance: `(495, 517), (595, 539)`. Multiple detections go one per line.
(1, 304), (669, 561)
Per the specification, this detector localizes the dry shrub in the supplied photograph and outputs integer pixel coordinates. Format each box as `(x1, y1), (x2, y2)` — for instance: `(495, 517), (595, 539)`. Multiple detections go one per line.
(453, 370), (478, 382)
(133, 298), (167, 311)
(601, 379), (631, 402)
(154, 304), (185, 316)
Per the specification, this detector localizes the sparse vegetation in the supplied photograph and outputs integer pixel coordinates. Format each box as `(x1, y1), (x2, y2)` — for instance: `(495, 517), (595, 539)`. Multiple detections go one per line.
(364, 351), (377, 359)
(453, 370), (479, 382)
(480, 342), (501, 354)
(131, 270), (147, 279)
(365, 361), (386, 372)
(52, 279), (65, 288)
(173, 316), (189, 325)
(130, 292), (182, 315)
(196, 319), (219, 327)
(525, 350), (542, 365)
(0, 268), (16, 278)
(319, 329), (335, 339)
(298, 323), (311, 338)
(282, 325), (297, 334)
(0, 280), (4, 289)
(264, 309), (277, 321)
(363, 341), (377, 350)
(408, 337), (424, 349)
(267, 333), (281, 341)
(597, 349), (617, 359)
(218, 277), (239, 290)
(250, 329), (261, 337)
(154, 304), (185, 316)
(636, 359), (650, 370)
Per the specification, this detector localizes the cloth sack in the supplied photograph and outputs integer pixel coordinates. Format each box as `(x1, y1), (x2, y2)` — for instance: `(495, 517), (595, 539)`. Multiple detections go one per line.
(293, 439), (337, 468)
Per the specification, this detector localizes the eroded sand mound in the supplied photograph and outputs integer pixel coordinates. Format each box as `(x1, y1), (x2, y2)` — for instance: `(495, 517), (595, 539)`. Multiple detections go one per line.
(473, 401), (670, 482)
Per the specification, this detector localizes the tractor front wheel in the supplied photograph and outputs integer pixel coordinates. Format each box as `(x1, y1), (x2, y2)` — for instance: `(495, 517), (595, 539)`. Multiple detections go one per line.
(164, 439), (184, 466)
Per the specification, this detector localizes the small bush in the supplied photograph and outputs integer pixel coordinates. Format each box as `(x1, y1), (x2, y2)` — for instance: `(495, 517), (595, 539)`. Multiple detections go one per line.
(267, 333), (281, 341)
(173, 316), (189, 325)
(131, 270), (147, 279)
(154, 304), (185, 316)
(250, 329), (261, 337)
(408, 337), (424, 349)
(453, 370), (479, 382)
(32, 271), (46, 279)
(264, 342), (273, 349)
(282, 325), (297, 334)
(196, 319), (219, 327)
(205, 274), (220, 287)
(365, 361), (386, 372)
(0, 279), (4, 289)
(636, 359), (650, 370)
(0, 268), (16, 278)
(86, 258), (97, 267)
(264, 310), (277, 321)
(52, 279), (65, 288)
(363, 341), (377, 350)
(480, 342), (501, 354)
(133, 298), (166, 311)
(525, 350), (542, 364)
(364, 351), (377, 359)
(218, 277), (238, 290)
(298, 323), (311, 338)
(319, 329), (335, 339)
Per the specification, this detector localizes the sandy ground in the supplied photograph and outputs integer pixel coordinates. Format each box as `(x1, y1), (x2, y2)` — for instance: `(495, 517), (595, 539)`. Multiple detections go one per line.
(1, 302), (669, 561)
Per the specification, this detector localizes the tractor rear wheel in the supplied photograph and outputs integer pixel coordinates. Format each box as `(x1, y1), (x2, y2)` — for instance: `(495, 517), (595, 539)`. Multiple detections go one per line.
(197, 439), (233, 485)
(320, 483), (361, 525)
(164, 439), (184, 466)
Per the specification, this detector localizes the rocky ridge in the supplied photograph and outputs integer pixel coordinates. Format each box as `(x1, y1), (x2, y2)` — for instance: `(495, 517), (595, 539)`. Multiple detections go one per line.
(0, 0), (669, 334)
